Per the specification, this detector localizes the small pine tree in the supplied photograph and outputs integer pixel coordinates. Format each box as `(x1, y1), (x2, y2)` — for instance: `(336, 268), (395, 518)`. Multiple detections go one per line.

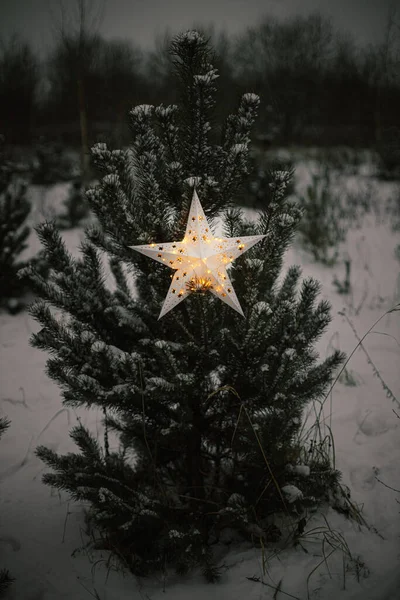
(377, 126), (400, 180)
(57, 180), (90, 230)
(0, 417), (14, 596)
(31, 139), (75, 185)
(26, 32), (345, 580)
(0, 418), (10, 437)
(0, 136), (31, 309)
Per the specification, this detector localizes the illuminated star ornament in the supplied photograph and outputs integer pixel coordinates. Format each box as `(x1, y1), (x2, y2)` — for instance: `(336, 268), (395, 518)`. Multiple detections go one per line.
(131, 190), (266, 319)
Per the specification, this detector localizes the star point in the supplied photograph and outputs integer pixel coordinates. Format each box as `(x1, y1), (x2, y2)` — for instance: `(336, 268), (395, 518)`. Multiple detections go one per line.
(131, 190), (265, 318)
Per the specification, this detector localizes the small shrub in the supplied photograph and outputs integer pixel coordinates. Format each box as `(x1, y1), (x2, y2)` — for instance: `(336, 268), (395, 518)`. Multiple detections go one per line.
(377, 127), (400, 180)
(0, 570), (14, 597)
(0, 139), (31, 307)
(0, 418), (14, 596)
(57, 180), (90, 230)
(298, 169), (347, 265)
(386, 187), (400, 231)
(318, 147), (362, 175)
(31, 139), (76, 185)
(0, 137), (51, 312)
(332, 255), (351, 295)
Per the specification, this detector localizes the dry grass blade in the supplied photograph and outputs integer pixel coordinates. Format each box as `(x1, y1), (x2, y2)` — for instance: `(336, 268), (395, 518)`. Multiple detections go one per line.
(246, 576), (303, 600)
(342, 311), (400, 408)
(306, 548), (336, 600)
(322, 303), (400, 407)
(232, 402), (293, 522)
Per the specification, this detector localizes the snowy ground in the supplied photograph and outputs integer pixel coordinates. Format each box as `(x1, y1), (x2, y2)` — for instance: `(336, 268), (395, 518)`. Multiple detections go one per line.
(1, 162), (400, 599)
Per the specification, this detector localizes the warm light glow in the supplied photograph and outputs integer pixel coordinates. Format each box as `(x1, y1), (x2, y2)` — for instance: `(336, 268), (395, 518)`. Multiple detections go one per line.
(130, 189), (266, 318)
(186, 276), (213, 293)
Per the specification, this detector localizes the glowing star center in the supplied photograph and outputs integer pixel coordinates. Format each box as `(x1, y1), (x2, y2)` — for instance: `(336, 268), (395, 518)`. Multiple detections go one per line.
(186, 276), (214, 293)
(130, 189), (266, 319)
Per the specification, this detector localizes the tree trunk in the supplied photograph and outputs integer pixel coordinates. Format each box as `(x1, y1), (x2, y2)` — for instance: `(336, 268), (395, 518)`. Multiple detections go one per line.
(375, 84), (382, 146)
(77, 75), (90, 188)
(186, 402), (205, 505)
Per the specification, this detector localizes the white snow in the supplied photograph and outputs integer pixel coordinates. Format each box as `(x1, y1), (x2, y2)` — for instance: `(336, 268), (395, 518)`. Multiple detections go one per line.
(281, 484), (303, 503)
(292, 464), (311, 477)
(1, 160), (400, 599)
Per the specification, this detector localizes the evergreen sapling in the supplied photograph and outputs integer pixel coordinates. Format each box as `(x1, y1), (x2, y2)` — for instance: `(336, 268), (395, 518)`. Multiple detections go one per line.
(0, 417), (14, 596)
(25, 31), (345, 580)
(297, 168), (347, 266)
(32, 139), (75, 185)
(0, 136), (31, 311)
(57, 179), (90, 230)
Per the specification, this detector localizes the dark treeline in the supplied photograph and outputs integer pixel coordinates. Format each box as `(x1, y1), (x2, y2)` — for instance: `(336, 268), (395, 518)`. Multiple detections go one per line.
(1, 12), (399, 148)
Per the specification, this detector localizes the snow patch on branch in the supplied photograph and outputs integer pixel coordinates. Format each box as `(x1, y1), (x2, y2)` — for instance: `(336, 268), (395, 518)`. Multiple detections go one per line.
(231, 143), (248, 155)
(102, 174), (119, 186)
(130, 104), (154, 117)
(283, 348), (296, 360)
(254, 301), (272, 315)
(185, 176), (202, 188)
(178, 30), (205, 44)
(279, 214), (295, 226)
(168, 529), (184, 539)
(293, 464), (310, 477)
(242, 93), (260, 104)
(169, 161), (182, 170)
(147, 377), (174, 391)
(281, 484), (303, 503)
(156, 105), (178, 118)
(194, 69), (219, 85)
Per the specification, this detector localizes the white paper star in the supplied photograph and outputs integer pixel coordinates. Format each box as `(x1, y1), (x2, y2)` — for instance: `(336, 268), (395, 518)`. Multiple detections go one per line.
(131, 190), (265, 319)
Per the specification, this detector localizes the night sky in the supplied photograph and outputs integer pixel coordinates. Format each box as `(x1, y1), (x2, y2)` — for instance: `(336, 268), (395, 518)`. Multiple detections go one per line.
(0, 0), (395, 56)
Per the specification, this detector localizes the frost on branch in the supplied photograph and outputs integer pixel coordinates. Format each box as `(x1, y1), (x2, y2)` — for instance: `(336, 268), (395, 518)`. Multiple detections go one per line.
(194, 69), (219, 85)
(130, 104), (154, 118)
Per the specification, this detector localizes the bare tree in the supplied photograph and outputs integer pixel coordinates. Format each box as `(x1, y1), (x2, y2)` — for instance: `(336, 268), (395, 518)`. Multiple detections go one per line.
(364, 1), (400, 144)
(145, 29), (177, 106)
(49, 0), (105, 186)
(0, 35), (39, 142)
(100, 39), (144, 146)
(233, 13), (334, 141)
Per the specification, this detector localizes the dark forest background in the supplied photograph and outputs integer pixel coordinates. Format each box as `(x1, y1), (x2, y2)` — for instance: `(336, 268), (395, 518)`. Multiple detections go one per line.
(1, 9), (399, 152)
